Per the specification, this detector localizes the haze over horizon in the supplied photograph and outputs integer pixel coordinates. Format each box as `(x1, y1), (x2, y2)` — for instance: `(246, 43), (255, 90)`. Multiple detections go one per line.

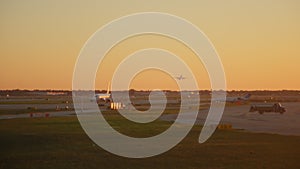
(1, 1), (300, 91)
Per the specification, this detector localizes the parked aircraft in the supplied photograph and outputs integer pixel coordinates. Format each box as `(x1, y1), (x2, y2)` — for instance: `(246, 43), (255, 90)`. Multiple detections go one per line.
(94, 83), (111, 102)
(213, 93), (251, 103)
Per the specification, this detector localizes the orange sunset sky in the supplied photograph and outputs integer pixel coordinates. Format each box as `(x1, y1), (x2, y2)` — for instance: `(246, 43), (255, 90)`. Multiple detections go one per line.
(0, 0), (300, 90)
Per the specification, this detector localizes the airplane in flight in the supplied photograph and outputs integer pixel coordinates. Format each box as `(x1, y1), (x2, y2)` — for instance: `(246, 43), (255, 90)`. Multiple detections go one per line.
(174, 75), (187, 80)
(212, 93), (252, 103)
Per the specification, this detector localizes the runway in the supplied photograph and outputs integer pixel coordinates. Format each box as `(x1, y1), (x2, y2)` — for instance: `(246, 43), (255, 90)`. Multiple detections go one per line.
(0, 111), (75, 120)
(161, 102), (300, 136)
(1, 101), (299, 136)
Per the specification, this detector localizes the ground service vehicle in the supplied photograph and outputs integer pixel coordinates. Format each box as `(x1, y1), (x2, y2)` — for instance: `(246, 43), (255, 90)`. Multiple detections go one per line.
(249, 103), (286, 114)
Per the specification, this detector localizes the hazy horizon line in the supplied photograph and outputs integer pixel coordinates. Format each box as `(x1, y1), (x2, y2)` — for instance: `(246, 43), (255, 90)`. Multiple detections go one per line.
(1, 89), (300, 92)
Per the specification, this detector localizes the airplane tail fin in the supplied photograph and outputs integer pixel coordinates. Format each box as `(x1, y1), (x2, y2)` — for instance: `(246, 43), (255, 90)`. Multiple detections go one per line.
(244, 94), (251, 99)
(106, 82), (110, 94)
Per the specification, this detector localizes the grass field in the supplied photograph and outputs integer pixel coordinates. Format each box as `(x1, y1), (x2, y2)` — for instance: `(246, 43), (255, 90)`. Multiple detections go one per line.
(1, 115), (300, 169)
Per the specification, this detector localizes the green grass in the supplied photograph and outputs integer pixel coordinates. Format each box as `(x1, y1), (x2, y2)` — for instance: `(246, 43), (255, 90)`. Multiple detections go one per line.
(0, 116), (300, 169)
